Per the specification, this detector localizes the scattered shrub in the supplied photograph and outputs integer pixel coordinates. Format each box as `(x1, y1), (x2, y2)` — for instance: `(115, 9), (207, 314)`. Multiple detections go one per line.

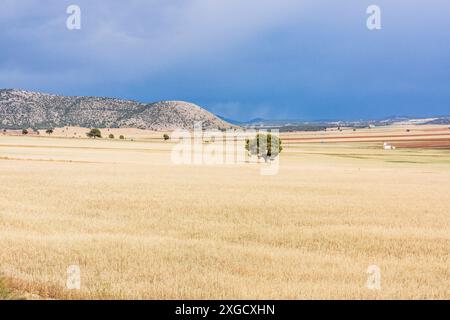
(86, 128), (102, 138)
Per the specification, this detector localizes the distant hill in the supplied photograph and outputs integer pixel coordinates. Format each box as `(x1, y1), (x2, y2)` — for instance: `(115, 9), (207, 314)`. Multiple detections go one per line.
(231, 116), (450, 131)
(421, 117), (450, 125)
(0, 89), (233, 131)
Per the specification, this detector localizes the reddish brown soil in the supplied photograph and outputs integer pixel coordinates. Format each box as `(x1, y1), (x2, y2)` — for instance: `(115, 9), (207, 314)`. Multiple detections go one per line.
(391, 140), (450, 148)
(282, 131), (450, 149)
(283, 132), (450, 141)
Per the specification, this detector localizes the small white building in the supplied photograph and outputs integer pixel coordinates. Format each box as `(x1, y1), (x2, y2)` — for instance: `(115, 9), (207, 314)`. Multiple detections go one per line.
(383, 142), (396, 150)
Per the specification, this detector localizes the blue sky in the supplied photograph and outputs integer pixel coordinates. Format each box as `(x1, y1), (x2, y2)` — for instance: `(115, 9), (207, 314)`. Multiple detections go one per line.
(1, 0), (449, 121)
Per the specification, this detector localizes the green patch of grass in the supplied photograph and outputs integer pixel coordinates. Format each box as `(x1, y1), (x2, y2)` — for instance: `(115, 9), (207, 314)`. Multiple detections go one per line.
(0, 279), (12, 300)
(0, 279), (22, 300)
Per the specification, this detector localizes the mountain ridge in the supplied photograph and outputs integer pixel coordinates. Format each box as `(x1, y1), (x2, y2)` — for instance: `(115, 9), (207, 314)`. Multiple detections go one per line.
(0, 89), (232, 131)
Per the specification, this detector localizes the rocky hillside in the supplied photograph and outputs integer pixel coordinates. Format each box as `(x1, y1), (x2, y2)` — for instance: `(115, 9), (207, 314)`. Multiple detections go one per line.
(0, 89), (232, 131)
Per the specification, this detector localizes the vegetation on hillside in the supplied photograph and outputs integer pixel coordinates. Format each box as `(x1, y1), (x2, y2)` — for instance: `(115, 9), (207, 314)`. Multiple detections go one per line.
(0, 89), (232, 131)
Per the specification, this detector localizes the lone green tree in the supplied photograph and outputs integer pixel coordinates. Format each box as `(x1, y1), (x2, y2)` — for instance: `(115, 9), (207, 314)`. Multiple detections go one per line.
(245, 133), (283, 162)
(86, 128), (102, 138)
(163, 133), (170, 141)
(108, 134), (114, 139)
(22, 129), (28, 135)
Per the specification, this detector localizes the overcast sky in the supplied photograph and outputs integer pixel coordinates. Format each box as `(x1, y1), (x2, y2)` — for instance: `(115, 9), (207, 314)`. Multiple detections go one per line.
(1, 0), (449, 121)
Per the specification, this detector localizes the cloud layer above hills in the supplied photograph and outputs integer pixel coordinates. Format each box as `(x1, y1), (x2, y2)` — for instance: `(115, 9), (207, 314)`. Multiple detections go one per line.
(1, 0), (450, 120)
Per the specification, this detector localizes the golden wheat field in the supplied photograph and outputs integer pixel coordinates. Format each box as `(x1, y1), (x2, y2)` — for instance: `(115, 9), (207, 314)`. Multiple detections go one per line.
(0, 125), (449, 299)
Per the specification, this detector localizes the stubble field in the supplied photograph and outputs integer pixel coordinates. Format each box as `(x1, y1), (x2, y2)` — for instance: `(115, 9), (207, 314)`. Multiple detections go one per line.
(0, 125), (449, 299)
